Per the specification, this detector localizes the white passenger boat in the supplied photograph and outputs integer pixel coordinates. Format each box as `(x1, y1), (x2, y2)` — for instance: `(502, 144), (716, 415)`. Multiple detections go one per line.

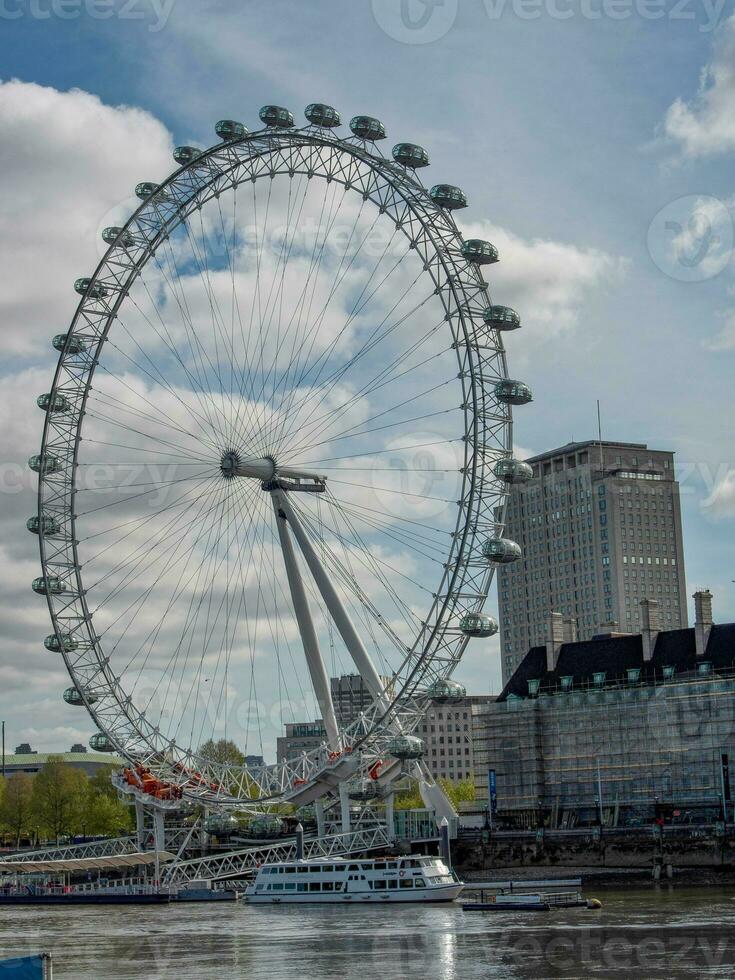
(245, 855), (464, 903)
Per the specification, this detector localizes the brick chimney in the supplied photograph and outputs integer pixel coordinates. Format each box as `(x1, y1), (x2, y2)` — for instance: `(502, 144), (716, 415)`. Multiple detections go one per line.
(693, 589), (713, 658)
(640, 598), (660, 662)
(563, 616), (578, 644)
(546, 611), (565, 673)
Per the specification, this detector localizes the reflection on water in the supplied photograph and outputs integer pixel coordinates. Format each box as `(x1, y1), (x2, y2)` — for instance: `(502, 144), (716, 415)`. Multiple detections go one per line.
(1, 888), (735, 979)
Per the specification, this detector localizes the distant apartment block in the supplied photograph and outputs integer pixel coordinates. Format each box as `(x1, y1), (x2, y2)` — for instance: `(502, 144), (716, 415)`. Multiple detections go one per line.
(498, 441), (687, 684)
(416, 695), (491, 782)
(275, 720), (327, 764)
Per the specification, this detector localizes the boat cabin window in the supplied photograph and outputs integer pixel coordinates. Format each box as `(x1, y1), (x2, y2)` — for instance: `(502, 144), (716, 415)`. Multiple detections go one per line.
(387, 880), (398, 889)
(386, 862), (397, 869)
(414, 878), (426, 888)
(347, 864), (359, 871)
(321, 865), (333, 872)
(309, 882), (321, 892)
(373, 880), (387, 890)
(297, 866), (308, 873)
(399, 879), (413, 889)
(373, 862), (386, 870)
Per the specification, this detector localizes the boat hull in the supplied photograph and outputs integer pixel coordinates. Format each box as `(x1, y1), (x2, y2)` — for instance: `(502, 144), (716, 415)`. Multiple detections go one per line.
(245, 883), (464, 904)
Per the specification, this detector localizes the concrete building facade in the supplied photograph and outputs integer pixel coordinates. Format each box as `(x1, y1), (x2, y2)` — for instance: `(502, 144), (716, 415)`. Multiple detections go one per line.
(275, 720), (327, 764)
(474, 591), (733, 827)
(416, 695), (491, 782)
(330, 674), (391, 729)
(498, 440), (687, 684)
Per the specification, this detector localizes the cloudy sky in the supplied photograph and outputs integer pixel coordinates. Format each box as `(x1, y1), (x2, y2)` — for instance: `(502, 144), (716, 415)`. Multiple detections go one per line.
(1, 0), (734, 760)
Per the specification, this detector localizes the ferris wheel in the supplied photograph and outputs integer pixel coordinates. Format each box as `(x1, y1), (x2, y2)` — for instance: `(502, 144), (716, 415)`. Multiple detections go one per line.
(29, 103), (533, 810)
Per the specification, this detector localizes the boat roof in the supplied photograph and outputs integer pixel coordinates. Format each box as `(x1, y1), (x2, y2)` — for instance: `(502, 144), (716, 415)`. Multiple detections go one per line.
(262, 855), (438, 867)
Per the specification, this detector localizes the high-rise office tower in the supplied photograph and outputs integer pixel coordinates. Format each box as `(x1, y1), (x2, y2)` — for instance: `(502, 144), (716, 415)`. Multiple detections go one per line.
(497, 441), (687, 684)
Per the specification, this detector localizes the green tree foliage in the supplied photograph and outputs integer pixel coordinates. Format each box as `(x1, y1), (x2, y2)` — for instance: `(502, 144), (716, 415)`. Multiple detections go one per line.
(0, 773), (34, 846)
(393, 776), (476, 811)
(438, 777), (476, 806)
(31, 756), (87, 841)
(85, 767), (133, 835)
(197, 739), (246, 766)
(393, 781), (424, 810)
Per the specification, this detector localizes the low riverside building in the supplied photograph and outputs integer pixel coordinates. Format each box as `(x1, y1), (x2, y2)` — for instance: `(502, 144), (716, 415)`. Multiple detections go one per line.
(3, 746), (122, 779)
(474, 590), (735, 827)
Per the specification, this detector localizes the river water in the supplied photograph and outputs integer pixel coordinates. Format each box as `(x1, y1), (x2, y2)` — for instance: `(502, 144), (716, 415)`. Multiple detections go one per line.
(1, 887), (734, 978)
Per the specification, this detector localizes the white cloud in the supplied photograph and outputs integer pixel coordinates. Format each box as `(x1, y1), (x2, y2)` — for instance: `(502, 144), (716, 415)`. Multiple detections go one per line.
(459, 219), (625, 339)
(0, 79), (173, 358)
(704, 308), (735, 351)
(663, 15), (735, 158)
(701, 468), (735, 519)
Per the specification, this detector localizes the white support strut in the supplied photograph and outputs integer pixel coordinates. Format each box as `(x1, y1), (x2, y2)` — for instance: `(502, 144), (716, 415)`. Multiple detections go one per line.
(271, 495), (340, 751)
(272, 489), (392, 716)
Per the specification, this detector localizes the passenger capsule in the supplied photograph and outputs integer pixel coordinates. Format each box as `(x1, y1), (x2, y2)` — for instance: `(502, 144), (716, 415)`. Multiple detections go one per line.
(349, 115), (386, 140)
(459, 611), (499, 637)
(52, 333), (87, 355)
(101, 227), (135, 247)
(89, 733), (115, 752)
(346, 777), (378, 801)
(26, 515), (61, 535)
(493, 457), (533, 484)
(392, 143), (429, 168)
(44, 632), (78, 652)
(74, 278), (108, 299)
(258, 105), (294, 129)
(204, 813), (239, 837)
(28, 454), (61, 475)
(387, 734), (425, 761)
(248, 815), (283, 838)
(494, 380), (533, 405)
(481, 537), (522, 564)
(173, 145), (204, 166)
(135, 182), (168, 201)
(461, 239), (499, 265)
(305, 103), (341, 127)
(63, 686), (98, 706)
(430, 184), (467, 210)
(215, 119), (249, 141)
(32, 575), (66, 595)
(36, 392), (70, 414)
(483, 305), (521, 330)
(425, 678), (467, 701)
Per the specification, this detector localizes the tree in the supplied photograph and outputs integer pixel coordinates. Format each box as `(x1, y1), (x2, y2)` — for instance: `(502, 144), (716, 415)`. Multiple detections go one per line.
(32, 757), (87, 842)
(0, 773), (33, 846)
(438, 777), (476, 807)
(85, 767), (133, 836)
(394, 780), (424, 810)
(85, 791), (132, 837)
(197, 739), (246, 766)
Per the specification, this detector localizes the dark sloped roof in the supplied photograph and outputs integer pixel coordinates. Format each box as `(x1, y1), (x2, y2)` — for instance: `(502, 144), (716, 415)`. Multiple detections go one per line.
(498, 622), (735, 701)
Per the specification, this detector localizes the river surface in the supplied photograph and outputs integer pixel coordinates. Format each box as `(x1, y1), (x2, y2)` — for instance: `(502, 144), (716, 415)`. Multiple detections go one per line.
(1, 887), (735, 978)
